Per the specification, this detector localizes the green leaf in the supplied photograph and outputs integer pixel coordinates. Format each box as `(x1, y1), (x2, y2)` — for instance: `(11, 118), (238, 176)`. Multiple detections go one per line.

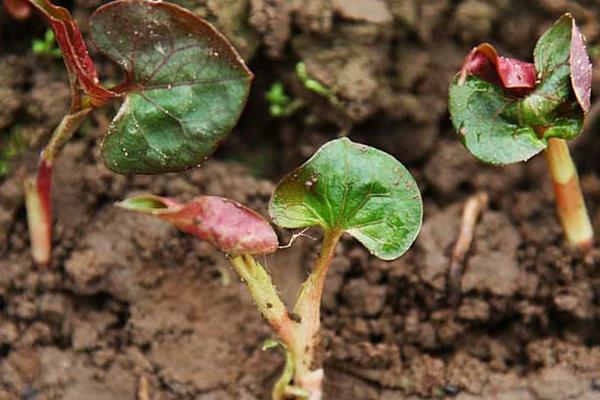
(90, 0), (252, 174)
(269, 138), (422, 260)
(534, 15), (572, 79)
(448, 75), (546, 164)
(512, 14), (576, 127)
(448, 14), (590, 165)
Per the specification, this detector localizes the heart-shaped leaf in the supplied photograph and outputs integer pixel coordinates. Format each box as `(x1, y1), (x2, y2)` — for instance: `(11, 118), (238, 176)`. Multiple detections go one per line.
(90, 0), (252, 175)
(117, 195), (278, 256)
(269, 138), (422, 260)
(449, 13), (589, 165)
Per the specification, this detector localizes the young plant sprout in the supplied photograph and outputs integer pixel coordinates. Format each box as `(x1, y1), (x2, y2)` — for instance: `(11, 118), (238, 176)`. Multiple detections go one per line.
(5, 0), (252, 265)
(118, 137), (423, 400)
(449, 14), (594, 250)
(32, 29), (61, 58)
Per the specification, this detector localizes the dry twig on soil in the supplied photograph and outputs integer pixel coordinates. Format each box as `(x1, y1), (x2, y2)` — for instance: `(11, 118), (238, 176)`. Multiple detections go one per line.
(448, 192), (489, 305)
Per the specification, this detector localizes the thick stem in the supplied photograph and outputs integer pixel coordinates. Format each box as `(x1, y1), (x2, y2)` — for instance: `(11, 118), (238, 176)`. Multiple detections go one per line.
(545, 138), (593, 250)
(229, 255), (298, 400)
(229, 231), (341, 400)
(229, 255), (295, 349)
(290, 230), (341, 400)
(44, 108), (92, 163)
(24, 108), (92, 266)
(24, 159), (52, 266)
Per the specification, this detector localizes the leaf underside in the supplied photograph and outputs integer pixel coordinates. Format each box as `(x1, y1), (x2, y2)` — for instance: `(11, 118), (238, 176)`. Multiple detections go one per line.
(90, 0), (252, 174)
(269, 138), (423, 260)
(449, 14), (587, 165)
(118, 195), (278, 256)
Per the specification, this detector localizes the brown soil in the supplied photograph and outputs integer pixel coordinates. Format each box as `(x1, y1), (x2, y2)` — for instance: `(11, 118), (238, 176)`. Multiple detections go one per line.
(3, 0), (600, 399)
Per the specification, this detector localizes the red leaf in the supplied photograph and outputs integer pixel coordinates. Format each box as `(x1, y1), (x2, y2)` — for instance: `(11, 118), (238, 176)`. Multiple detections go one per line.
(3, 0), (32, 20)
(117, 195), (279, 256)
(460, 43), (536, 95)
(570, 20), (592, 113)
(15, 0), (115, 106)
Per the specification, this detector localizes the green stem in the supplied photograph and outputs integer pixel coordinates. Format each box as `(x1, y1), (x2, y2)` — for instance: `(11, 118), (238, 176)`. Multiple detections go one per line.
(262, 339), (310, 400)
(229, 255), (298, 400)
(230, 231), (341, 400)
(290, 230), (341, 400)
(44, 108), (92, 163)
(229, 255), (295, 352)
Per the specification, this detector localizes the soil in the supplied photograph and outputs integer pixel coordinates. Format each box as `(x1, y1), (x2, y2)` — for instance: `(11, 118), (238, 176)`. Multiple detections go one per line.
(2, 0), (600, 399)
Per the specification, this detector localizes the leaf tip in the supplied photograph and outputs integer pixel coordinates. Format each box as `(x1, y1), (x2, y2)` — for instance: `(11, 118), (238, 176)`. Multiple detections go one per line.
(115, 195), (177, 213)
(569, 15), (592, 113)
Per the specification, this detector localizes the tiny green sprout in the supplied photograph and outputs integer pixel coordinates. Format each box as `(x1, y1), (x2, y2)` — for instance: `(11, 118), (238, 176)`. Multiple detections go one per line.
(6, 0), (252, 265)
(265, 82), (304, 117)
(295, 62), (341, 107)
(448, 14), (594, 250)
(0, 128), (27, 177)
(118, 137), (423, 400)
(32, 29), (61, 58)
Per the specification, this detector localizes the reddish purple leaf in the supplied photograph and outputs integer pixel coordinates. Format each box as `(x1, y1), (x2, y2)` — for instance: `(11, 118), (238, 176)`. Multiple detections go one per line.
(11, 0), (116, 106)
(570, 20), (592, 113)
(117, 195), (279, 256)
(460, 43), (536, 94)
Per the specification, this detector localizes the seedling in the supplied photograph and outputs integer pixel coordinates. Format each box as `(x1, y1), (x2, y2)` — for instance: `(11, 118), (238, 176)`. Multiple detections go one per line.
(0, 128), (27, 177)
(32, 29), (61, 58)
(5, 0), (252, 265)
(449, 14), (594, 250)
(296, 62), (341, 108)
(264, 63), (339, 118)
(265, 82), (304, 117)
(118, 137), (423, 399)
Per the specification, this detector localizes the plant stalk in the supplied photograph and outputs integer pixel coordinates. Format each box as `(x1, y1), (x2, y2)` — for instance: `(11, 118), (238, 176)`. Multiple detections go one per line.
(290, 230), (341, 400)
(24, 108), (91, 266)
(229, 255), (295, 349)
(229, 230), (341, 400)
(229, 255), (297, 400)
(544, 137), (593, 250)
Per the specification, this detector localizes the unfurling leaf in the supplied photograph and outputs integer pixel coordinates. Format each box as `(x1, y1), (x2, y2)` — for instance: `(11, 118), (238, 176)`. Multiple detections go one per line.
(269, 138), (422, 260)
(11, 0), (116, 105)
(449, 13), (590, 165)
(90, 0), (252, 175)
(460, 43), (536, 93)
(117, 195), (278, 256)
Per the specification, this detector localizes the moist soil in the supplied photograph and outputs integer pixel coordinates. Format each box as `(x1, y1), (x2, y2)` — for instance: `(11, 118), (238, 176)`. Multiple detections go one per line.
(3, 0), (600, 399)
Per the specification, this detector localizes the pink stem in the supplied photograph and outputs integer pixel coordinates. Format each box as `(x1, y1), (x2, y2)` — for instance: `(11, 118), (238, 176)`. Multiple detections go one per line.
(24, 108), (91, 266)
(25, 156), (53, 266)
